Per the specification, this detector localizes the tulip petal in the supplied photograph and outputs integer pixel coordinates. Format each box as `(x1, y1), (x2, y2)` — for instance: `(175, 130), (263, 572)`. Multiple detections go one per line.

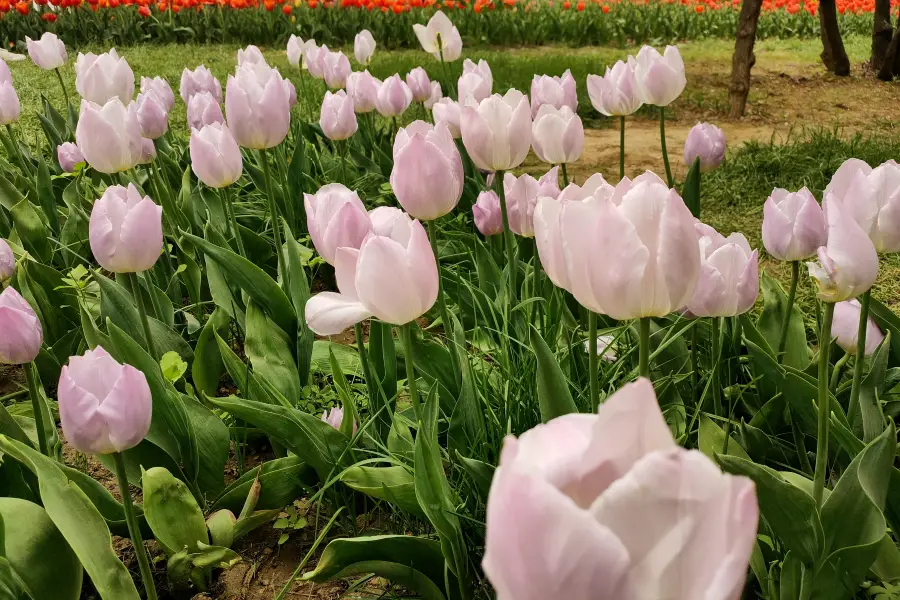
(305, 292), (373, 335)
(96, 365), (152, 453)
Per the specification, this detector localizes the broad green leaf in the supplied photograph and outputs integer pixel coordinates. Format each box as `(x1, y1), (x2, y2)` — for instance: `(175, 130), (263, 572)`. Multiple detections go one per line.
(856, 331), (890, 443)
(698, 414), (751, 461)
(448, 313), (486, 457)
(869, 298), (900, 364)
(310, 341), (360, 375)
(282, 221), (315, 385)
(757, 271), (809, 370)
(0, 174), (23, 212)
(368, 320), (398, 438)
(329, 348), (360, 440)
(212, 457), (315, 514)
(10, 199), (50, 264)
(34, 155), (58, 234)
(245, 299), (302, 405)
(0, 555), (30, 600)
(682, 156), (701, 217)
(191, 308), (231, 397)
(182, 395), (230, 497)
(340, 465), (424, 517)
(142, 467), (209, 556)
(455, 453), (495, 503)
(531, 327), (577, 422)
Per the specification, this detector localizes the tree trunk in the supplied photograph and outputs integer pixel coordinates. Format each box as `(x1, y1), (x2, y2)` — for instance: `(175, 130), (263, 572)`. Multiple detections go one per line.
(877, 25), (900, 80)
(729, 0), (764, 118)
(819, 0), (851, 75)
(871, 0), (893, 71)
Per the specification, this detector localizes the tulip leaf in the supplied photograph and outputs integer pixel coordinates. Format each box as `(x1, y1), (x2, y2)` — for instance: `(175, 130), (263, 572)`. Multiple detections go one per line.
(191, 308), (232, 397)
(0, 173), (24, 212)
(55, 462), (146, 538)
(142, 466), (209, 556)
(454, 453), (495, 503)
(682, 157), (701, 218)
(367, 320), (398, 440)
(868, 298), (900, 364)
(856, 331), (890, 443)
(0, 436), (141, 600)
(282, 220), (315, 386)
(182, 394), (230, 498)
(310, 340), (361, 376)
(757, 271), (809, 371)
(328, 348), (360, 440)
(698, 414), (751, 461)
(34, 155), (59, 235)
(245, 299), (302, 406)
(212, 457), (316, 514)
(10, 199), (51, 264)
(448, 311), (486, 458)
(531, 326), (578, 422)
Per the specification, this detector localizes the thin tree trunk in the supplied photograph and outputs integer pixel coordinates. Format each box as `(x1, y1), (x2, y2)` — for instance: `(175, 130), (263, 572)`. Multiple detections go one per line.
(729, 0), (764, 118)
(819, 0), (851, 75)
(877, 25), (900, 80)
(871, 0), (893, 71)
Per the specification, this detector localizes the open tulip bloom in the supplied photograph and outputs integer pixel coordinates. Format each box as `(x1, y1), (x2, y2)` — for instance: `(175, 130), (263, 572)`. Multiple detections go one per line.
(413, 11), (463, 62)
(75, 49), (134, 105)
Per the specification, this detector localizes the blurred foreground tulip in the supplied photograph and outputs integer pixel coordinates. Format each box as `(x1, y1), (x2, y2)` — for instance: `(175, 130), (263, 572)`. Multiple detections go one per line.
(473, 191), (504, 236)
(0, 238), (14, 282)
(26, 32), (67, 71)
(376, 75), (413, 118)
(406, 67), (432, 103)
(687, 224), (759, 317)
(0, 287), (42, 365)
(354, 30), (376, 66)
(320, 90), (358, 141)
(413, 11), (463, 62)
(57, 142), (84, 172)
(75, 98), (142, 174)
(305, 184), (372, 265)
(503, 167), (559, 237)
(461, 90), (532, 172)
(631, 45), (686, 107)
(180, 65), (222, 104)
(89, 184), (163, 273)
(762, 187), (827, 261)
(133, 90), (169, 140)
(684, 122), (726, 172)
(140, 76), (175, 111)
(587, 60), (643, 117)
(531, 105), (584, 166)
(458, 58), (492, 103)
(75, 49), (134, 105)
(225, 62), (291, 149)
(530, 70), (577, 118)
(0, 59), (10, 85)
(432, 98), (461, 138)
(0, 81), (20, 125)
(391, 121), (463, 220)
(826, 158), (900, 253)
(190, 122), (243, 189)
(833, 299), (885, 356)
(187, 90), (225, 130)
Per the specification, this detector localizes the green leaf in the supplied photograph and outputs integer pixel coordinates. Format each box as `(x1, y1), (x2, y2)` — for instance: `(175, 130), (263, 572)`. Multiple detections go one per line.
(182, 395), (230, 497)
(857, 331), (890, 443)
(310, 341), (360, 375)
(454, 453), (495, 503)
(212, 457), (315, 514)
(447, 313), (486, 457)
(141, 467), (209, 556)
(10, 200), (50, 264)
(368, 320), (398, 437)
(34, 155), (58, 235)
(698, 414), (751, 461)
(160, 351), (188, 383)
(681, 156), (701, 218)
(757, 271), (809, 371)
(191, 308), (232, 397)
(328, 348), (360, 440)
(282, 221), (315, 385)
(531, 327), (577, 422)
(245, 299), (302, 405)
(0, 174), (24, 212)
(340, 465), (424, 517)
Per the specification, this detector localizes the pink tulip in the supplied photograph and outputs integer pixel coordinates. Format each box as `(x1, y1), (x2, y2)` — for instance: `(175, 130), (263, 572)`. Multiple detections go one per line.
(225, 62), (291, 149)
(0, 81), (20, 126)
(323, 51), (351, 89)
(473, 190), (504, 236)
(826, 158), (900, 253)
(287, 35), (316, 68)
(432, 98), (461, 138)
(321, 406), (358, 434)
(75, 49), (134, 105)
(190, 123), (243, 188)
(833, 299), (885, 356)
(0, 238), (14, 282)
(0, 59), (9, 85)
(631, 45), (686, 107)
(483, 378), (758, 600)
(57, 142), (85, 173)
(687, 224), (759, 317)
(137, 138), (156, 165)
(762, 188), (827, 261)
(530, 70), (577, 118)
(808, 194), (879, 302)
(423, 81), (443, 110)
(140, 76), (175, 111)
(89, 184), (163, 273)
(187, 90), (225, 131)
(354, 30), (376, 66)
(503, 167), (559, 237)
(320, 90), (358, 141)
(556, 173), (613, 203)
(369, 206), (412, 237)
(26, 33), (67, 71)
(0, 287), (43, 365)
(406, 67), (432, 103)
(75, 98), (142, 174)
(305, 44), (329, 80)
(458, 58), (492, 103)
(58, 346), (152, 454)
(391, 121), (463, 220)
(133, 90), (169, 140)
(285, 79), (297, 108)
(461, 90), (532, 172)
(306, 218), (438, 334)
(180, 65), (222, 104)
(346, 70), (381, 113)
(587, 60), (643, 117)
(413, 11), (463, 62)
(237, 45), (267, 66)
(375, 75), (413, 118)
(304, 184), (372, 265)
(531, 105), (584, 165)
(684, 122), (726, 172)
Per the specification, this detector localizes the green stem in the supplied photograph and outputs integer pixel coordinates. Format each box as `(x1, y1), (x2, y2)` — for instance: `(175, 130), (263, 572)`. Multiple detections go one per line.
(829, 352), (850, 393)
(495, 170), (517, 298)
(143, 272), (164, 322)
(129, 272), (159, 360)
(619, 115), (626, 181)
(690, 325), (699, 406)
(638, 317), (651, 379)
(260, 149), (285, 280)
(112, 452), (158, 600)
(659, 107), (673, 188)
(711, 317), (722, 415)
(790, 405), (814, 475)
(588, 312), (599, 412)
(777, 261), (800, 363)
(399, 323), (421, 420)
(24, 363), (49, 456)
(219, 186), (246, 258)
(560, 162), (569, 187)
(847, 289), (872, 429)
(813, 301), (835, 509)
(426, 220), (460, 379)
(338, 140), (347, 184)
(54, 68), (70, 113)
(5, 125), (26, 173)
(273, 508), (344, 600)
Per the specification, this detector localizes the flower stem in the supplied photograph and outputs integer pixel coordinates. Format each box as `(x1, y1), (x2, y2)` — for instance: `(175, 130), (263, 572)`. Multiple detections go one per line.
(813, 301), (835, 508)
(426, 219), (460, 379)
(638, 316), (651, 379)
(24, 362), (49, 456)
(659, 107), (673, 187)
(588, 311), (599, 412)
(54, 68), (70, 113)
(495, 170), (517, 299)
(560, 162), (569, 187)
(690, 325), (699, 405)
(112, 452), (158, 600)
(777, 261), (800, 363)
(129, 272), (158, 360)
(847, 289), (872, 430)
(260, 148), (285, 280)
(5, 125), (27, 173)
(399, 322), (421, 420)
(220, 186), (246, 258)
(711, 317), (722, 415)
(619, 115), (626, 181)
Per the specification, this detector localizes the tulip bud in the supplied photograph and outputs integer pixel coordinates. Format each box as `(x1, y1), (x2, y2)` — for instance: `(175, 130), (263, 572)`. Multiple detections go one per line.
(458, 58), (492, 104)
(684, 123), (726, 172)
(320, 90), (358, 141)
(89, 184), (163, 273)
(190, 123), (243, 189)
(473, 190), (504, 236)
(305, 44), (328, 80)
(206, 510), (236, 549)
(413, 11), (463, 62)
(369, 206), (412, 237)
(225, 62), (291, 150)
(375, 75), (413, 118)
(531, 105), (584, 166)
(432, 98), (461, 138)
(237, 45), (267, 66)
(587, 60), (643, 117)
(187, 90), (225, 131)
(631, 45), (686, 107)
(133, 90), (169, 140)
(75, 49), (134, 105)
(808, 194), (879, 303)
(406, 67), (432, 103)
(26, 32), (67, 71)
(140, 76), (175, 111)
(424, 81), (443, 110)
(321, 406), (358, 434)
(58, 346), (152, 454)
(346, 71), (381, 114)
(57, 142), (85, 173)
(323, 51), (351, 90)
(75, 98), (142, 174)
(304, 184), (372, 265)
(687, 224), (759, 317)
(0, 81), (20, 126)
(0, 287), (43, 365)
(826, 158), (900, 253)
(180, 65), (222, 104)
(137, 138), (156, 165)
(503, 167), (560, 237)
(0, 239), (14, 282)
(461, 90), (532, 172)
(761, 187), (827, 261)
(391, 122), (463, 220)
(530, 70), (577, 118)
(354, 30), (376, 66)
(287, 35), (313, 68)
(833, 299), (885, 356)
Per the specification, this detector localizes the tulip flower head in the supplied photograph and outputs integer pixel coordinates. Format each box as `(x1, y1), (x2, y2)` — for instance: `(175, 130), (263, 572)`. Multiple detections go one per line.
(190, 122), (243, 189)
(413, 11), (463, 62)
(304, 184), (372, 265)
(323, 50), (351, 90)
(473, 190), (504, 237)
(684, 122), (726, 172)
(531, 105), (584, 165)
(530, 70), (577, 118)
(225, 62), (291, 149)
(89, 184), (163, 273)
(75, 49), (134, 105)
(180, 65), (222, 104)
(75, 98), (143, 174)
(26, 32), (67, 71)
(140, 76), (175, 111)
(369, 206), (412, 237)
(0, 287), (43, 365)
(57, 142), (85, 173)
(237, 45), (267, 66)
(133, 90), (169, 140)
(58, 346), (152, 454)
(826, 158), (900, 253)
(458, 58), (492, 104)
(375, 75), (413, 118)
(687, 223), (759, 317)
(406, 67), (432, 103)
(137, 138), (157, 165)
(0, 239), (14, 282)
(320, 90), (358, 141)
(461, 90), (532, 173)
(354, 30), (376, 66)
(187, 90), (225, 131)
(287, 35), (316, 68)
(762, 187), (827, 261)
(424, 81), (443, 110)
(0, 81), (20, 126)
(587, 60), (643, 117)
(346, 71), (381, 113)
(432, 97), (461, 138)
(391, 121), (464, 220)
(631, 45), (686, 107)
(833, 299), (885, 356)
(321, 406), (358, 434)
(503, 167), (560, 237)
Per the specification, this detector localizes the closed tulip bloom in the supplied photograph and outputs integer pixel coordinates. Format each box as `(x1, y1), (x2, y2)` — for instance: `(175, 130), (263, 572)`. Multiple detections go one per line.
(57, 142), (85, 173)
(391, 122), (464, 220)
(323, 51), (351, 89)
(684, 122), (726, 172)
(0, 287), (43, 365)
(369, 206), (412, 237)
(413, 11), (463, 62)
(89, 184), (163, 273)
(0, 81), (20, 126)
(180, 65), (222, 104)
(473, 191), (504, 236)
(346, 70), (381, 113)
(137, 138), (156, 165)
(354, 30), (376, 66)
(762, 187), (827, 261)
(321, 406), (357, 434)
(225, 62), (291, 149)
(504, 167), (560, 237)
(530, 70), (577, 118)
(424, 81), (443, 110)
(687, 224), (759, 317)
(140, 76), (175, 111)
(406, 67), (432, 103)
(75, 49), (134, 105)
(826, 158), (900, 253)
(375, 75), (413, 118)
(58, 346), (152, 454)
(458, 58), (492, 103)
(26, 32), (67, 71)
(808, 195), (879, 303)
(432, 97), (461, 138)
(187, 90), (225, 130)
(483, 378), (758, 600)
(304, 184), (372, 265)
(631, 45), (686, 107)
(286, 35), (305, 67)
(190, 122), (243, 188)
(587, 60), (643, 117)
(237, 45), (266, 66)
(75, 98), (142, 174)
(306, 218), (438, 334)
(320, 90), (358, 141)
(833, 299), (885, 356)
(133, 90), (169, 140)
(0, 239), (13, 282)
(305, 44), (329, 80)
(531, 105), (584, 165)
(461, 90), (532, 172)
